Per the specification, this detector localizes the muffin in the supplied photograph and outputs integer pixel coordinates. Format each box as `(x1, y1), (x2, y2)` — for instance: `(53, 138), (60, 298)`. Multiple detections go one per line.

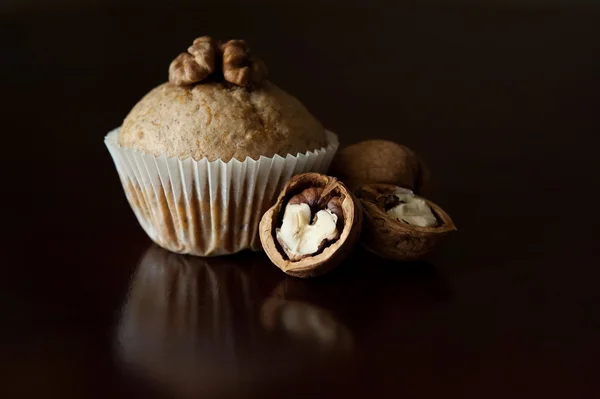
(105, 37), (338, 256)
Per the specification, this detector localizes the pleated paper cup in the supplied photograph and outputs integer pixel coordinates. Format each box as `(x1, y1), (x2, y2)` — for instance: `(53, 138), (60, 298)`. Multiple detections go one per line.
(105, 128), (339, 256)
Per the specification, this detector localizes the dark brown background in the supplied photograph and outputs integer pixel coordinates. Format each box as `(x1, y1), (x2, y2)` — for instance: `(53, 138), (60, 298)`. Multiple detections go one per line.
(1, 1), (600, 398)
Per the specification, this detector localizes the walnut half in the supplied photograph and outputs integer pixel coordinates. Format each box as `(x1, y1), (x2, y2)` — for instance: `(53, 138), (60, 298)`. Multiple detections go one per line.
(260, 173), (362, 278)
(355, 183), (456, 261)
(168, 36), (217, 86)
(221, 40), (268, 87)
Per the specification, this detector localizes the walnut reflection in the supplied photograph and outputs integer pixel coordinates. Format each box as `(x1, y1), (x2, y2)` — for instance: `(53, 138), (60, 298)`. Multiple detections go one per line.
(261, 279), (354, 356)
(116, 245), (271, 396)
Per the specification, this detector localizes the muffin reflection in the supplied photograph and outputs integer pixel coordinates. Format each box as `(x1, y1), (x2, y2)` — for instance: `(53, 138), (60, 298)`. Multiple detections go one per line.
(116, 245), (272, 396)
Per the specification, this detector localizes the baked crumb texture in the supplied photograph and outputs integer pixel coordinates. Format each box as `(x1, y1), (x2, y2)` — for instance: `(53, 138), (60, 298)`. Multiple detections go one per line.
(119, 82), (327, 163)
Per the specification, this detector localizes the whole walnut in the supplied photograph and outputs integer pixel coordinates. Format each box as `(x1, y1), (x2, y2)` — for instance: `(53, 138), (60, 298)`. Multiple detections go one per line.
(329, 140), (430, 194)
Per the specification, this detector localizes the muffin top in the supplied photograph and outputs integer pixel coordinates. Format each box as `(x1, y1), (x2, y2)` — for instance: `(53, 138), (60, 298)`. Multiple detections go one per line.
(119, 81), (326, 162)
(118, 37), (326, 162)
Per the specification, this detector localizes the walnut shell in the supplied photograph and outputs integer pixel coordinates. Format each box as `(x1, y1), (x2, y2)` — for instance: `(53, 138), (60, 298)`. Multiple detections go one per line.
(355, 183), (456, 261)
(329, 140), (430, 194)
(259, 173), (362, 278)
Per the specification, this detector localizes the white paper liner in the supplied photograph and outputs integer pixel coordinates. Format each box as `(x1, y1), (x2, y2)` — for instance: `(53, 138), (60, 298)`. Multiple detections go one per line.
(105, 128), (339, 256)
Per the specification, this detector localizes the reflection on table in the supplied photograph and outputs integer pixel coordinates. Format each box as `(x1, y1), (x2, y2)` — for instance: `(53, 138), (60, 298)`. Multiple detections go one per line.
(115, 245), (355, 397)
(262, 281), (354, 355)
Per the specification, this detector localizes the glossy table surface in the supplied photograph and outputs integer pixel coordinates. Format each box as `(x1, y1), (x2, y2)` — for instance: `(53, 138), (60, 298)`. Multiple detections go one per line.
(2, 2), (600, 398)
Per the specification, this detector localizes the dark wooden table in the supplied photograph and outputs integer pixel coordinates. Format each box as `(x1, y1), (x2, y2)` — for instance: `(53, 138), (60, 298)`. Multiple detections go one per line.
(2, 2), (600, 398)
